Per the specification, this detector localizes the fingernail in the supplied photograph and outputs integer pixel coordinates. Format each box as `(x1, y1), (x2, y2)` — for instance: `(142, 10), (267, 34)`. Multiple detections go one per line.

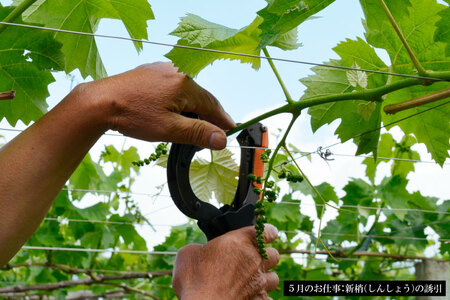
(266, 224), (279, 237)
(209, 132), (226, 150)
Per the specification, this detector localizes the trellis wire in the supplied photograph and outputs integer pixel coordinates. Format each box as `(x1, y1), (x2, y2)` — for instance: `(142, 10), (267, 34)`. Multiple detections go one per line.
(2, 127), (447, 165)
(283, 230), (449, 242)
(21, 246), (177, 255)
(276, 100), (450, 169)
(41, 218), (446, 242)
(44, 188), (450, 215)
(280, 201), (450, 215)
(0, 21), (445, 82)
(20, 246), (440, 262)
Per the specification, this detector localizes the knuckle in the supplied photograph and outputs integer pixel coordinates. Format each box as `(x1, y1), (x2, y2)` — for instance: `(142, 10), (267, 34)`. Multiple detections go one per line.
(187, 121), (208, 145)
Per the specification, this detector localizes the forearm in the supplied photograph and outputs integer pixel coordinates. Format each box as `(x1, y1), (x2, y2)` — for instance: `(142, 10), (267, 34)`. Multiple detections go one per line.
(0, 62), (235, 267)
(0, 84), (109, 266)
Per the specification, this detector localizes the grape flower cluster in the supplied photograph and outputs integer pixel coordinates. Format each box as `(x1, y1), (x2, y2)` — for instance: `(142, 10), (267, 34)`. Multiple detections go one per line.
(132, 143), (168, 166)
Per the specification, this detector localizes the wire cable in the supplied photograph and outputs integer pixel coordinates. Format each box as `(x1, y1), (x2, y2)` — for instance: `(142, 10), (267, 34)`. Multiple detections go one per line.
(21, 246), (177, 255)
(280, 100), (450, 168)
(280, 201), (450, 215)
(40, 217), (447, 242)
(0, 21), (445, 82)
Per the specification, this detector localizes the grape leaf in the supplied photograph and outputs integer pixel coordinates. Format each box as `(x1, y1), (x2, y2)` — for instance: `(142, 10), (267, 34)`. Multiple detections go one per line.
(363, 133), (420, 182)
(383, 84), (450, 165)
(22, 0), (154, 79)
(435, 1), (450, 56)
(303, 38), (388, 155)
(166, 14), (299, 77)
(101, 145), (140, 177)
(0, 5), (64, 125)
(322, 179), (374, 244)
(257, 0), (335, 49)
(189, 149), (239, 205)
(166, 16), (262, 78)
(347, 62), (367, 89)
(293, 180), (338, 217)
(379, 175), (414, 220)
(361, 0), (450, 164)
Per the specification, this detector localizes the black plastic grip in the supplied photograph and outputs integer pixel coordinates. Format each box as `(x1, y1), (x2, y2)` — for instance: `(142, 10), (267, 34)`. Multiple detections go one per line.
(167, 122), (267, 240)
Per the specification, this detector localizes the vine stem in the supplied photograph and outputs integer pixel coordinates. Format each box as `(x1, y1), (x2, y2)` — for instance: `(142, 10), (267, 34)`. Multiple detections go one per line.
(0, 90), (16, 100)
(0, 0), (38, 34)
(262, 112), (300, 192)
(0, 270), (172, 294)
(384, 87), (450, 114)
(262, 47), (294, 104)
(226, 75), (443, 136)
(378, 0), (427, 76)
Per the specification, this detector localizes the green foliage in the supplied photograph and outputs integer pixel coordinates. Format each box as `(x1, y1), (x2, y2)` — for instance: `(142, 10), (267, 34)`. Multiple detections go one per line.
(303, 37), (387, 155)
(362, 0), (450, 164)
(303, 0), (450, 162)
(1, 0), (449, 298)
(19, 0), (154, 79)
(165, 13), (301, 77)
(363, 133), (420, 182)
(0, 4), (64, 125)
(189, 149), (239, 205)
(257, 0), (335, 49)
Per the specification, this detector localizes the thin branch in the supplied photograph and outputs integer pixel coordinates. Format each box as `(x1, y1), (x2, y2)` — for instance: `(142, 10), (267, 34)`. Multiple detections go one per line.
(384, 87), (450, 114)
(0, 90), (16, 100)
(280, 249), (447, 261)
(263, 47), (294, 104)
(378, 0), (426, 76)
(103, 282), (161, 300)
(0, 0), (38, 34)
(0, 270), (173, 293)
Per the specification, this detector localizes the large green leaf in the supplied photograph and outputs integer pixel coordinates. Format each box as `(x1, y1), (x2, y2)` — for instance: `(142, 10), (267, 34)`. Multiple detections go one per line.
(361, 0), (450, 164)
(0, 5), (64, 125)
(189, 149), (239, 205)
(166, 14), (299, 77)
(257, 0), (335, 49)
(303, 38), (387, 155)
(435, 1), (450, 56)
(166, 15), (262, 78)
(22, 0), (154, 79)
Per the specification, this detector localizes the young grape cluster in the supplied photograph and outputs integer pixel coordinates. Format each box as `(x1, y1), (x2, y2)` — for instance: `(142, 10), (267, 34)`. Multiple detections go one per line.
(278, 168), (303, 183)
(132, 143), (168, 166)
(248, 173), (279, 259)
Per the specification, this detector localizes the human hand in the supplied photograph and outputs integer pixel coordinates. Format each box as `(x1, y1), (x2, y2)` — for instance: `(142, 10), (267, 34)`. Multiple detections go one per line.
(83, 62), (235, 149)
(172, 224), (280, 300)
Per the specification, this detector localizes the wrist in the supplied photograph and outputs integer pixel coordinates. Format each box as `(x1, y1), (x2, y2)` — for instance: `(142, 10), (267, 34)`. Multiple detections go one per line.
(68, 80), (116, 134)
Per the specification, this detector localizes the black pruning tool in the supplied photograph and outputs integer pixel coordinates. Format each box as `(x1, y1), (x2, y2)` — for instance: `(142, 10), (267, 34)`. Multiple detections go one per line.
(167, 120), (268, 241)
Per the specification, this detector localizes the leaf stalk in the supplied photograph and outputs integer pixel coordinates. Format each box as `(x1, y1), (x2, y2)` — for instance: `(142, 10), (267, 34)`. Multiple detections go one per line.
(378, 0), (427, 76)
(262, 47), (294, 104)
(0, 0), (38, 35)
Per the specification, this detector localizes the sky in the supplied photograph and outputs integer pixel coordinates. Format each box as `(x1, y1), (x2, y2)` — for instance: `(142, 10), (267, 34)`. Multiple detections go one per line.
(0, 0), (449, 250)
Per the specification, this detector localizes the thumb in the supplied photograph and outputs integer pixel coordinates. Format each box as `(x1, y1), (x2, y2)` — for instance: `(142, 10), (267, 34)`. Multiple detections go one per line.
(166, 113), (227, 150)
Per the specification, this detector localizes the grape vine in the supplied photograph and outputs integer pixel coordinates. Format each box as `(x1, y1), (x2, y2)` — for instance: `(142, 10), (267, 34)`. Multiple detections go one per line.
(0, 0), (449, 299)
